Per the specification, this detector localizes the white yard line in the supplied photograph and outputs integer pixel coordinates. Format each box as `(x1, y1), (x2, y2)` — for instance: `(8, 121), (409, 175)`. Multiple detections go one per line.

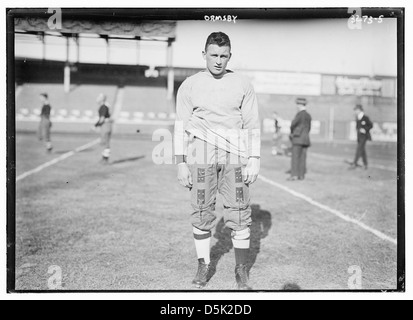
(16, 139), (100, 182)
(258, 174), (397, 246)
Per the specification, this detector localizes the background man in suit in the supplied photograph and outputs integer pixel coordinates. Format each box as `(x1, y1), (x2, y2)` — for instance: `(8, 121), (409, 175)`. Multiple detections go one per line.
(349, 104), (373, 170)
(288, 98), (312, 181)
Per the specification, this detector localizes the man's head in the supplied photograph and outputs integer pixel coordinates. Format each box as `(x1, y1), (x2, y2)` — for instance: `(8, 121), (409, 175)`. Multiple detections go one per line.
(295, 97), (307, 111)
(96, 93), (107, 105)
(40, 93), (48, 103)
(202, 32), (232, 78)
(354, 104), (364, 117)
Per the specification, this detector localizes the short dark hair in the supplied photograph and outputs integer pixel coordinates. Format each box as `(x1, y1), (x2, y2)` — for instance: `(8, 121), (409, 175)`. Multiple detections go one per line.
(354, 104), (364, 111)
(205, 32), (231, 52)
(40, 93), (48, 99)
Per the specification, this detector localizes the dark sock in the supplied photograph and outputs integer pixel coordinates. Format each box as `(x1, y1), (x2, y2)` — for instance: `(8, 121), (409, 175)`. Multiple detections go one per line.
(234, 248), (249, 266)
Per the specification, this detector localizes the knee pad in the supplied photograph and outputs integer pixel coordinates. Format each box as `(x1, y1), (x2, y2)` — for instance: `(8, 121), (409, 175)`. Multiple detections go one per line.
(231, 228), (251, 240)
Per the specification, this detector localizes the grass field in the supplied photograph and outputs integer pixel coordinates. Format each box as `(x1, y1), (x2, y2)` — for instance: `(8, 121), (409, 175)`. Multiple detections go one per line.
(14, 131), (398, 291)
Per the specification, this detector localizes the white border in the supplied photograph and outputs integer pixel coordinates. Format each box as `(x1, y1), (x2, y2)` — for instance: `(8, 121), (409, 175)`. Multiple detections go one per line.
(1, 0), (411, 301)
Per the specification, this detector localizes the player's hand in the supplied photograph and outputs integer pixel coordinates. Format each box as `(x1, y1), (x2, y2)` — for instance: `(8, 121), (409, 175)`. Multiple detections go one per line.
(359, 128), (367, 134)
(243, 157), (260, 186)
(177, 163), (193, 189)
(90, 126), (97, 132)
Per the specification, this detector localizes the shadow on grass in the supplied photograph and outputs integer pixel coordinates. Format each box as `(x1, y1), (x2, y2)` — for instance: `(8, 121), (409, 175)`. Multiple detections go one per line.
(208, 204), (272, 280)
(52, 147), (96, 155)
(52, 150), (73, 155)
(110, 155), (145, 165)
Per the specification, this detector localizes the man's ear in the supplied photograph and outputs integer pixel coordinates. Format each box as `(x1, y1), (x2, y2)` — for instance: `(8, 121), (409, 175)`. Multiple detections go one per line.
(202, 51), (206, 60)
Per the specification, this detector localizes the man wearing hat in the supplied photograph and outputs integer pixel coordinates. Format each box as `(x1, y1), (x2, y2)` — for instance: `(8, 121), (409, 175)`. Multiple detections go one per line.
(349, 104), (373, 170)
(288, 98), (312, 181)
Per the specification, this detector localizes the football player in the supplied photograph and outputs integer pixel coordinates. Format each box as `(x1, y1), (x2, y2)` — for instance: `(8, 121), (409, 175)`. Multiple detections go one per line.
(174, 32), (261, 290)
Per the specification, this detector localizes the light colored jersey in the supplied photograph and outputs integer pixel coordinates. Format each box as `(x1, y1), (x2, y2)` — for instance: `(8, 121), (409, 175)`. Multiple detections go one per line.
(174, 70), (261, 159)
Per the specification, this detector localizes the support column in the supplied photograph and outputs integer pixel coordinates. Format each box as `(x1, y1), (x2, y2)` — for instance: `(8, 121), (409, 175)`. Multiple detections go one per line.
(166, 39), (175, 114)
(106, 37), (110, 64)
(136, 36), (141, 65)
(75, 35), (80, 63)
(41, 32), (46, 60)
(64, 36), (70, 93)
(66, 36), (70, 62)
(64, 64), (71, 93)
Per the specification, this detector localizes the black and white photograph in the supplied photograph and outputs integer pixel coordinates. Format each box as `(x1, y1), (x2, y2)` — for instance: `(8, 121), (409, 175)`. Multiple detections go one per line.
(4, 4), (408, 299)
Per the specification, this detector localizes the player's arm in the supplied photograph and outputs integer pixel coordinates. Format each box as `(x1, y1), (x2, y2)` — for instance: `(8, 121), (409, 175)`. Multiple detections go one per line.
(95, 116), (105, 127)
(241, 82), (261, 185)
(174, 80), (194, 188)
(291, 114), (304, 137)
(40, 105), (47, 118)
(365, 116), (373, 131)
(94, 106), (107, 127)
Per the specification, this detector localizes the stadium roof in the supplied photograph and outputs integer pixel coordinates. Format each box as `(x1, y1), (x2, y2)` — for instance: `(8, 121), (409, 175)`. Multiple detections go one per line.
(13, 9), (176, 40)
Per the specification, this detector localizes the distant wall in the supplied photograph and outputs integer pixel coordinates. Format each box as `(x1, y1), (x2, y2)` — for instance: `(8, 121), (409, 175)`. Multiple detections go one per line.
(13, 59), (398, 142)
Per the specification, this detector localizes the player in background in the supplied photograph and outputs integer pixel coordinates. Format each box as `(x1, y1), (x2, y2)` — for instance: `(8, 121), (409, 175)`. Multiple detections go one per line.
(271, 111), (283, 156)
(94, 93), (113, 163)
(349, 104), (373, 170)
(38, 93), (53, 153)
(288, 98), (312, 181)
(174, 32), (261, 290)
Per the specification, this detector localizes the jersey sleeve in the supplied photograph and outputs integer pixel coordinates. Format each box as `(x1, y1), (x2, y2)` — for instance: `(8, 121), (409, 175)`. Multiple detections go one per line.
(41, 105), (51, 117)
(174, 79), (193, 162)
(241, 81), (261, 157)
(99, 105), (110, 118)
(365, 116), (373, 130)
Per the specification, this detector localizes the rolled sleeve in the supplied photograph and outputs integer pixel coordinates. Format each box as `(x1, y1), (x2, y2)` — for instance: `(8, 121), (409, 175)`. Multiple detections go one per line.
(241, 82), (261, 157)
(174, 80), (193, 162)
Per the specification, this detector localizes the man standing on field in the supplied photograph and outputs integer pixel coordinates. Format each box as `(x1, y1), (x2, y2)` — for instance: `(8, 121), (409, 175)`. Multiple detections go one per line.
(288, 98), (312, 181)
(174, 32), (261, 290)
(94, 93), (113, 163)
(38, 92), (53, 153)
(349, 104), (373, 170)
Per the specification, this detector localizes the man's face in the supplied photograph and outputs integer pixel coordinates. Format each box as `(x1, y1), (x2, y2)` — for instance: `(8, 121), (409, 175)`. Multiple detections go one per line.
(203, 44), (231, 78)
(354, 109), (361, 117)
(40, 95), (46, 103)
(297, 104), (305, 112)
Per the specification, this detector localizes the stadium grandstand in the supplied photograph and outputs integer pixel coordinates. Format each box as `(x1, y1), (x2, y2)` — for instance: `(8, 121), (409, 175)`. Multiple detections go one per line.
(13, 9), (397, 142)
